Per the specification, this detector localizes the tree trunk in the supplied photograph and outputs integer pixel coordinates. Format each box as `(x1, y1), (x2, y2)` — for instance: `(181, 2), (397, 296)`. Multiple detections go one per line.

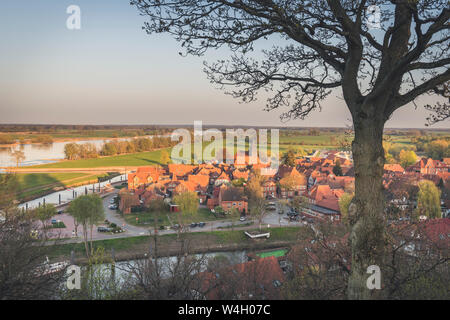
(83, 226), (89, 258)
(347, 116), (386, 300)
(90, 224), (94, 256)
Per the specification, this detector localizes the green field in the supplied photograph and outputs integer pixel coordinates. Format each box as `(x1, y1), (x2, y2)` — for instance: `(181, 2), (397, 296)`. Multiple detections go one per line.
(31, 148), (170, 169)
(16, 172), (89, 189)
(15, 172), (107, 201)
(124, 207), (230, 227)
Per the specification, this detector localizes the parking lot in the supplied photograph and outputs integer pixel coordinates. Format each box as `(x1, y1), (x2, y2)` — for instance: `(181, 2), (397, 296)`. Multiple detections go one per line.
(261, 199), (311, 227)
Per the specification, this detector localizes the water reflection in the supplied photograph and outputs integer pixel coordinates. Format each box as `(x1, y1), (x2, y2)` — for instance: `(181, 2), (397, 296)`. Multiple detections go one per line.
(0, 137), (151, 167)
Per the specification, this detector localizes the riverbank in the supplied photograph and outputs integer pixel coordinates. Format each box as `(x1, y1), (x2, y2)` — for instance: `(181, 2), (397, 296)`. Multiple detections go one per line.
(24, 148), (169, 169)
(14, 172), (119, 202)
(0, 132), (157, 148)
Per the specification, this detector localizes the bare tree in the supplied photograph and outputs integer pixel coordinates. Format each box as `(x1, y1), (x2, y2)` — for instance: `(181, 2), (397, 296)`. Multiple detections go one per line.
(10, 149), (25, 168)
(132, 0), (449, 299)
(121, 236), (208, 299)
(282, 220), (449, 300)
(0, 206), (66, 299)
(425, 84), (450, 125)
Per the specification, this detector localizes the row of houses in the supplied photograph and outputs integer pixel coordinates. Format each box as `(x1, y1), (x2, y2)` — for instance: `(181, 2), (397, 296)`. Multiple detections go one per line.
(121, 152), (449, 220)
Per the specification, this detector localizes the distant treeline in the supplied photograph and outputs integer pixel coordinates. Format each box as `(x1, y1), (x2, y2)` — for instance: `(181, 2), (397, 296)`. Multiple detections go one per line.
(0, 124), (174, 133)
(0, 134), (53, 144)
(64, 136), (177, 160)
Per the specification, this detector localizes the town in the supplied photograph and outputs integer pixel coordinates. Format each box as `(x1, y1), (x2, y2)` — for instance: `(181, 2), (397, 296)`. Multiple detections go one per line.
(119, 150), (450, 225)
(1, 0), (449, 304)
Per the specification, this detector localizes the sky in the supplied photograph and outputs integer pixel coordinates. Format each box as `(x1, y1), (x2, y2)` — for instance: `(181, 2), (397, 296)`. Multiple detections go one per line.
(0, 0), (448, 129)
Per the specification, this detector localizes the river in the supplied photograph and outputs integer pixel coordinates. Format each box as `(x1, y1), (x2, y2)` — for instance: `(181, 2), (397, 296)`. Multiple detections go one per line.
(0, 136), (154, 168)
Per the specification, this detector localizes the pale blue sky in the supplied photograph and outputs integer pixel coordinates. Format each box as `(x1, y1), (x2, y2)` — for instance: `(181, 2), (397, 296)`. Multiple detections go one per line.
(0, 0), (447, 128)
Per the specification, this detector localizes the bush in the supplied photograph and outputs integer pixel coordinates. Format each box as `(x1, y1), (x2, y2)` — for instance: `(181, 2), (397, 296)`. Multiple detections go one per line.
(31, 135), (53, 144)
(0, 134), (15, 144)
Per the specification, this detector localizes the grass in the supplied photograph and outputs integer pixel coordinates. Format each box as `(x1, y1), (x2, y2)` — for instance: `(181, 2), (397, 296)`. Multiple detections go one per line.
(47, 226), (310, 259)
(124, 207), (227, 227)
(51, 222), (67, 229)
(125, 212), (170, 227)
(16, 172), (89, 189)
(14, 172), (107, 201)
(31, 148), (170, 169)
(49, 235), (156, 258)
(255, 249), (288, 258)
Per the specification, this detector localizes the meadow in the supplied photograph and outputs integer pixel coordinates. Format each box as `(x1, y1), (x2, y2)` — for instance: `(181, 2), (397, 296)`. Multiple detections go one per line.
(15, 172), (111, 201)
(31, 149), (169, 169)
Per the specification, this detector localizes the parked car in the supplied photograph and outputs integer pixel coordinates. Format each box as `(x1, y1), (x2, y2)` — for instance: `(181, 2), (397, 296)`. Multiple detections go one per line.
(287, 210), (298, 217)
(108, 204), (118, 210)
(57, 210), (63, 215)
(198, 222), (206, 228)
(97, 226), (112, 232)
(239, 216), (246, 222)
(51, 219), (57, 224)
(190, 222), (198, 228)
(172, 224), (180, 230)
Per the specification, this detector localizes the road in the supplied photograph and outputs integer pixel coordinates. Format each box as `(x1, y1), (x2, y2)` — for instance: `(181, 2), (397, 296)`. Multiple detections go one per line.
(49, 191), (306, 245)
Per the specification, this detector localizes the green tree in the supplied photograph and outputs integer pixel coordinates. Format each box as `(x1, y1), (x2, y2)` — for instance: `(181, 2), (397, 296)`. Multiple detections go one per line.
(231, 178), (246, 187)
(425, 140), (449, 160)
(101, 142), (118, 156)
(0, 174), (18, 216)
(64, 143), (80, 160)
(338, 193), (354, 225)
(281, 149), (296, 167)
(33, 204), (57, 228)
(333, 160), (343, 176)
(160, 150), (170, 165)
(291, 196), (310, 214)
(399, 150), (417, 168)
(67, 194), (105, 257)
(147, 198), (167, 213)
(229, 207), (240, 231)
(415, 180), (441, 220)
(173, 191), (198, 216)
(245, 175), (264, 200)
